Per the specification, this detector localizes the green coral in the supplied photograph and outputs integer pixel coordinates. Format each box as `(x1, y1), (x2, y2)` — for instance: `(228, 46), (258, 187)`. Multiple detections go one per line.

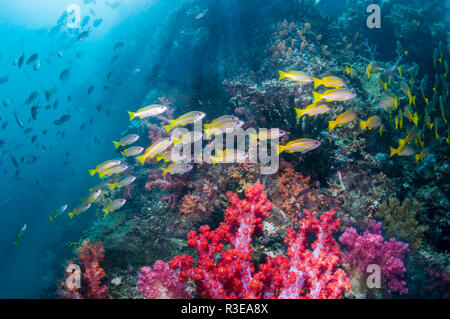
(376, 197), (427, 248)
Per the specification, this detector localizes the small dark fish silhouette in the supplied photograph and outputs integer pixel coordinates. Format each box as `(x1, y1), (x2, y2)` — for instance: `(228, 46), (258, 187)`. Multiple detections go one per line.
(77, 28), (92, 42)
(67, 95), (71, 102)
(42, 129), (47, 135)
(18, 54), (24, 68)
(59, 69), (70, 81)
(11, 156), (19, 167)
(113, 41), (125, 50)
(54, 114), (71, 125)
(31, 105), (40, 120)
(31, 135), (37, 143)
(0, 75), (10, 85)
(88, 85), (95, 94)
(1, 122), (8, 130)
(24, 128), (32, 134)
(53, 100), (59, 109)
(25, 91), (39, 104)
(14, 111), (24, 129)
(45, 104), (51, 110)
(80, 123), (86, 130)
(26, 53), (38, 65)
(93, 19), (102, 28)
(81, 16), (90, 28)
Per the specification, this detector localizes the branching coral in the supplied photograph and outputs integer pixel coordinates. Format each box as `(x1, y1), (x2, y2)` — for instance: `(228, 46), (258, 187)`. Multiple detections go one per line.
(169, 181), (350, 299)
(376, 197), (427, 248)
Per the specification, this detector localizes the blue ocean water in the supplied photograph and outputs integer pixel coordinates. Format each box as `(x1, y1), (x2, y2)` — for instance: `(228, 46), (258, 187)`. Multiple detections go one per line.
(0, 0), (448, 299)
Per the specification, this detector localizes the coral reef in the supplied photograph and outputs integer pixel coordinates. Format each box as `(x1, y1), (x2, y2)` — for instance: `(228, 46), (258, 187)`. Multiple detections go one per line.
(169, 182), (350, 299)
(376, 197), (427, 248)
(137, 260), (192, 299)
(339, 221), (409, 298)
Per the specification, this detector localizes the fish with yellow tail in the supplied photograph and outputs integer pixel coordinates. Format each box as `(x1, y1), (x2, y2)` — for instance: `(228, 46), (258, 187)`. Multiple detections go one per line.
(204, 115), (239, 129)
(204, 119), (244, 138)
(295, 103), (330, 119)
(275, 138), (321, 155)
(13, 224), (27, 246)
(379, 125), (383, 136)
(366, 62), (384, 79)
(395, 115), (399, 130)
(360, 115), (381, 131)
(400, 82), (416, 106)
(345, 65), (356, 77)
(420, 75), (429, 104)
(68, 204), (91, 219)
(161, 163), (193, 175)
(113, 134), (139, 149)
(99, 164), (128, 179)
(397, 40), (408, 56)
(136, 137), (177, 165)
(278, 70), (313, 83)
(390, 146), (414, 157)
(156, 151), (187, 163)
(210, 149), (248, 165)
(378, 96), (398, 110)
(127, 104), (167, 121)
(434, 118), (440, 140)
(312, 88), (356, 104)
(415, 148), (429, 163)
(312, 76), (346, 89)
(398, 65), (407, 78)
(328, 110), (357, 130)
(163, 111), (205, 132)
(88, 160), (121, 177)
(249, 128), (286, 142)
(440, 96), (447, 124)
(103, 199), (126, 216)
(446, 127), (450, 145)
(108, 176), (136, 190)
(404, 105), (419, 126)
(121, 146), (144, 157)
(379, 74), (388, 91)
(49, 204), (68, 222)
(398, 126), (418, 149)
(82, 189), (102, 205)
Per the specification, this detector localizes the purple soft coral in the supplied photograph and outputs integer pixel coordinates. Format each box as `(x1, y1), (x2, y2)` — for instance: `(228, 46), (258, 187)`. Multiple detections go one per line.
(339, 220), (409, 295)
(137, 260), (191, 299)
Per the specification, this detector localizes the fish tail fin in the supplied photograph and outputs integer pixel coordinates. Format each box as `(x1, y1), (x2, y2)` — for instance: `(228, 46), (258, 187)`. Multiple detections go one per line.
(295, 108), (304, 119)
(328, 120), (337, 131)
(312, 91), (322, 104)
(390, 146), (398, 157)
(128, 111), (136, 121)
(113, 141), (120, 149)
(120, 151), (125, 157)
(99, 170), (108, 179)
(360, 120), (367, 131)
(88, 169), (96, 176)
(49, 215), (53, 222)
(415, 154), (420, 163)
(249, 133), (258, 142)
(204, 129), (211, 138)
(275, 144), (284, 155)
(163, 123), (172, 133)
(156, 153), (163, 162)
(210, 156), (218, 165)
(161, 168), (167, 175)
(203, 123), (211, 129)
(68, 212), (74, 219)
(412, 96), (416, 106)
(172, 137), (179, 146)
(278, 70), (287, 80)
(313, 77), (322, 89)
(136, 154), (147, 166)
(108, 184), (115, 191)
(103, 209), (109, 216)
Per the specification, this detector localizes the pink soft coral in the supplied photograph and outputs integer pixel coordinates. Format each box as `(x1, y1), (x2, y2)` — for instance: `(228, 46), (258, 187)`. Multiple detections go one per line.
(339, 220), (409, 295)
(137, 260), (191, 299)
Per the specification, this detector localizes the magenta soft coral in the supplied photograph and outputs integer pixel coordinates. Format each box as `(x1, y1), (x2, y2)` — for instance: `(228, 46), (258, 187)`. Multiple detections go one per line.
(137, 260), (191, 299)
(168, 181), (350, 299)
(339, 221), (409, 295)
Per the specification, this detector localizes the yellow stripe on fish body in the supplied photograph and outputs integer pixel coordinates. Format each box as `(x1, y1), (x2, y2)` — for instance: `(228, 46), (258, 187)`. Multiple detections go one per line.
(204, 115), (239, 129)
(89, 160), (121, 176)
(313, 76), (346, 89)
(328, 110), (357, 130)
(103, 199), (126, 216)
(128, 104), (167, 121)
(278, 70), (313, 83)
(161, 163), (193, 175)
(113, 134), (139, 149)
(295, 103), (330, 119)
(312, 88), (356, 104)
(276, 138), (321, 154)
(204, 119), (243, 138)
(249, 128), (286, 142)
(360, 115), (381, 131)
(136, 138), (174, 165)
(163, 111), (205, 132)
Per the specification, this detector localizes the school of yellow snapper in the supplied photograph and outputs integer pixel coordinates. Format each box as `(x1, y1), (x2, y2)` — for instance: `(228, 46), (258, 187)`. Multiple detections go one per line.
(48, 40), (449, 223)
